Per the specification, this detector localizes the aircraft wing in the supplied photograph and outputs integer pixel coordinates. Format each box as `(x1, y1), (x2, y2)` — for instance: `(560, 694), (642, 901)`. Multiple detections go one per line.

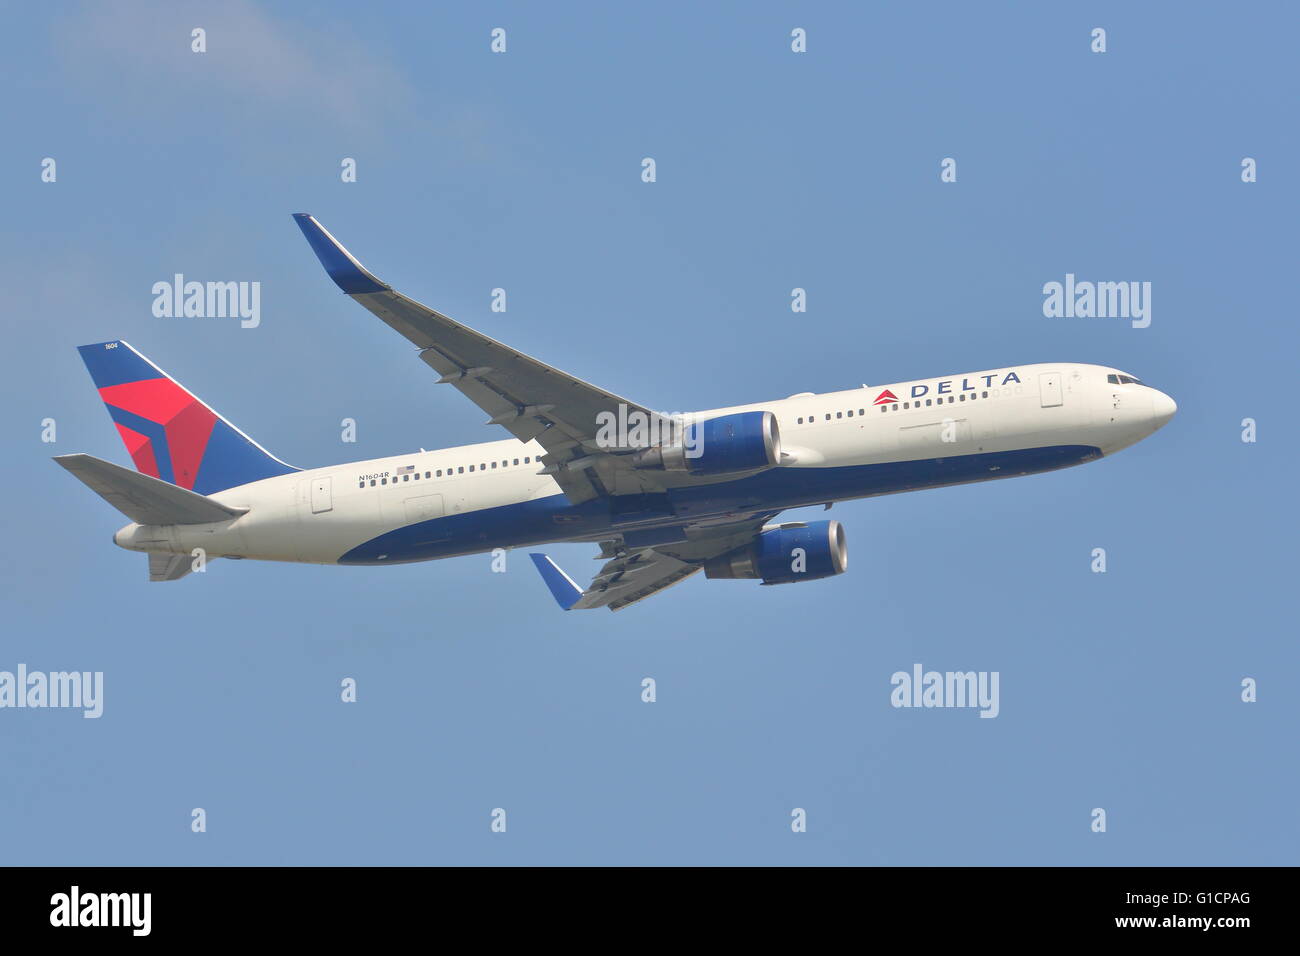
(294, 214), (677, 505)
(529, 511), (780, 611)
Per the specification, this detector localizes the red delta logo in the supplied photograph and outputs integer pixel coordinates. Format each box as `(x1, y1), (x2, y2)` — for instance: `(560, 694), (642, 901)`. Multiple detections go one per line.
(872, 389), (899, 406)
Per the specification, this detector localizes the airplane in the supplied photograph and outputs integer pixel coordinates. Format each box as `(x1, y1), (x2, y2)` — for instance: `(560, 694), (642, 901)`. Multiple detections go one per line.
(54, 214), (1177, 610)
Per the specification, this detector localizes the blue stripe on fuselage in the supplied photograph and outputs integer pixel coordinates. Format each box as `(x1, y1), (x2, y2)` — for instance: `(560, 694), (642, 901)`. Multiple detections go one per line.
(337, 444), (1102, 565)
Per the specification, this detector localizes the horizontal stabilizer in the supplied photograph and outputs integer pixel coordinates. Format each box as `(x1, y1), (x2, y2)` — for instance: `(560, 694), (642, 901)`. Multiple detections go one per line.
(54, 454), (246, 526)
(148, 552), (195, 582)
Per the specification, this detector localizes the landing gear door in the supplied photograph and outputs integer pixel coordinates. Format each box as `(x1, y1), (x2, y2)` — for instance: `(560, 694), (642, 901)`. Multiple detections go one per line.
(1039, 372), (1063, 408)
(310, 477), (333, 514)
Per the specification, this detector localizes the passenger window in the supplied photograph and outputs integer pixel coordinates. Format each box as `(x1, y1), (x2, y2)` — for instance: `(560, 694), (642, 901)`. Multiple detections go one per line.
(513, 459), (519, 465)
(381, 478), (387, 485)
(369, 480), (376, 487)
(435, 470), (441, 477)
(524, 457), (530, 463)
(892, 404), (899, 411)
(982, 391), (988, 398)
(491, 462), (497, 469)
(458, 467), (464, 474)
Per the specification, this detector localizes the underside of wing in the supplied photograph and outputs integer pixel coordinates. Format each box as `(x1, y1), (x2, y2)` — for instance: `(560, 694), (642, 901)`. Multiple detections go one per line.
(531, 549), (699, 612)
(294, 214), (677, 504)
(530, 511), (781, 611)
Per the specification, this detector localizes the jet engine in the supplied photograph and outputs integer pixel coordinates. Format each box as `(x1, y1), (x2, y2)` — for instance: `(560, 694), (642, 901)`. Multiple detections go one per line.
(631, 410), (781, 476)
(703, 520), (848, 585)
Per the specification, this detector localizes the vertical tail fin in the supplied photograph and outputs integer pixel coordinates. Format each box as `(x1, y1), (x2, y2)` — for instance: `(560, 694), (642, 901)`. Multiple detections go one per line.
(77, 340), (297, 494)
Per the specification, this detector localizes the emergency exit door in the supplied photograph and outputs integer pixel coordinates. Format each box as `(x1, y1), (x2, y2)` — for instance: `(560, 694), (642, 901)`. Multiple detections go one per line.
(1039, 372), (1063, 408)
(310, 477), (333, 514)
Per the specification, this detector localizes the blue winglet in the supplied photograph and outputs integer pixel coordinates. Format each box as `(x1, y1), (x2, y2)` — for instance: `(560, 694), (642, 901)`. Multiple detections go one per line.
(529, 553), (583, 610)
(292, 213), (389, 295)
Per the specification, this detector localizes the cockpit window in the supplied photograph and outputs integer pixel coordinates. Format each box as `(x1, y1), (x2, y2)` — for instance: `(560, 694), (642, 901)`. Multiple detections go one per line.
(1107, 374), (1119, 384)
(1108, 373), (1145, 385)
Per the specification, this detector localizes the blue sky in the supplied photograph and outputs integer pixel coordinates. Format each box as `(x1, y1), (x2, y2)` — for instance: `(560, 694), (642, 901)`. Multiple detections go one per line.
(2, 1), (1295, 865)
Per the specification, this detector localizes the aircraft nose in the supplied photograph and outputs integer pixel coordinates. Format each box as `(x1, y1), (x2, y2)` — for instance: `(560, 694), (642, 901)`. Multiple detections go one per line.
(1151, 390), (1177, 429)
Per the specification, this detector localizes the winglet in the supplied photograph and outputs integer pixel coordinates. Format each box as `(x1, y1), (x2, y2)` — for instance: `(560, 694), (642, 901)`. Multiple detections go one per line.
(292, 214), (389, 295)
(529, 553), (583, 610)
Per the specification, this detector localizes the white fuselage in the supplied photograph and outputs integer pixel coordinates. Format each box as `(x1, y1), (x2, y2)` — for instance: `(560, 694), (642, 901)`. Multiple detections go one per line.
(112, 363), (1175, 567)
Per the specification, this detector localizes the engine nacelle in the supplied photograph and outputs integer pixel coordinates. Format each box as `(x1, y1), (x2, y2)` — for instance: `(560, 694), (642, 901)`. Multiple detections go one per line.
(631, 410), (781, 476)
(703, 520), (848, 585)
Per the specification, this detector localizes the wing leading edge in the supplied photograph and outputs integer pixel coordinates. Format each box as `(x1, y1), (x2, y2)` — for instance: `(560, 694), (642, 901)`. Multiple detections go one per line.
(293, 213), (677, 505)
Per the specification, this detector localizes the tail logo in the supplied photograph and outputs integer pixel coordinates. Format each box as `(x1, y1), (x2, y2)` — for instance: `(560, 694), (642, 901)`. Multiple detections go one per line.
(97, 379), (217, 489)
(77, 340), (297, 494)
